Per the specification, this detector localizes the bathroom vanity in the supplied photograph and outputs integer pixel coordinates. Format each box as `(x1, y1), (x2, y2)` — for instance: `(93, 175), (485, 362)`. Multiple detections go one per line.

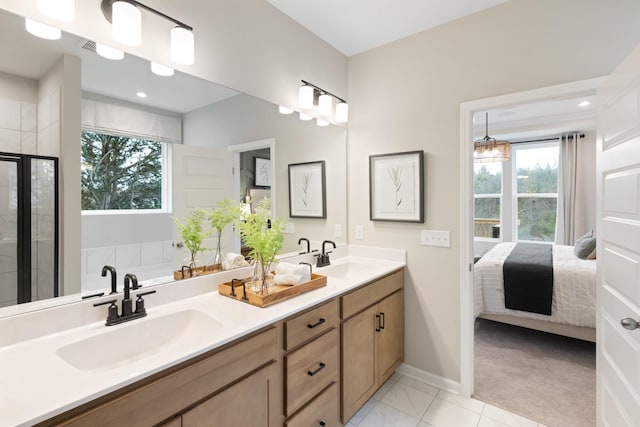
(0, 246), (405, 427)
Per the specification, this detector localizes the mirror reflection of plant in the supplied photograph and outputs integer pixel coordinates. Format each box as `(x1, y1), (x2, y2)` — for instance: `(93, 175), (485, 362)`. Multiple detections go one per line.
(206, 198), (243, 266)
(236, 198), (284, 293)
(172, 209), (209, 270)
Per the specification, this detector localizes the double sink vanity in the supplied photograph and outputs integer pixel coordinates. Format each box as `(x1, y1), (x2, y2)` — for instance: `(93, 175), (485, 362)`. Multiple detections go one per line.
(0, 245), (405, 427)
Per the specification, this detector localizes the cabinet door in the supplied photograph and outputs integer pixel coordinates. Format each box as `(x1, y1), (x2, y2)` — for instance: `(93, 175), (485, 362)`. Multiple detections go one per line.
(182, 363), (278, 427)
(377, 290), (404, 383)
(341, 304), (378, 422)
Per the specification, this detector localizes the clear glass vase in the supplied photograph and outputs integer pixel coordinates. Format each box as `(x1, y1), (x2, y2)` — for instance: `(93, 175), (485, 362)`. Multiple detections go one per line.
(250, 259), (273, 294)
(211, 232), (223, 272)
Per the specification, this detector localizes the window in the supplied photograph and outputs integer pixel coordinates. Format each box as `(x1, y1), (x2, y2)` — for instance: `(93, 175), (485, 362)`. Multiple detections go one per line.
(473, 141), (559, 243)
(81, 131), (169, 211)
(474, 162), (502, 238)
(514, 143), (559, 242)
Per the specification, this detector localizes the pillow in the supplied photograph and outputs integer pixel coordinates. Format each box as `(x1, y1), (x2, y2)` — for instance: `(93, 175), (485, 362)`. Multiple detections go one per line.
(574, 236), (596, 259)
(574, 230), (593, 246)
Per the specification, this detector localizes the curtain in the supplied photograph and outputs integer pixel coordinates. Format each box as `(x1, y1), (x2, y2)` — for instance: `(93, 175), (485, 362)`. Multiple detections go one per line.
(555, 132), (586, 245)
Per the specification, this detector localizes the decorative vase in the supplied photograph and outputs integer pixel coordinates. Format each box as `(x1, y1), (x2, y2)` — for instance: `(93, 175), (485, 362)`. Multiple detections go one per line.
(250, 259), (273, 294)
(211, 232), (223, 272)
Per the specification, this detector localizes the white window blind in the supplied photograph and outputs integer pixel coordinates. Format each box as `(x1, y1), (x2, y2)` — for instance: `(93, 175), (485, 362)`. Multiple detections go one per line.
(81, 98), (182, 144)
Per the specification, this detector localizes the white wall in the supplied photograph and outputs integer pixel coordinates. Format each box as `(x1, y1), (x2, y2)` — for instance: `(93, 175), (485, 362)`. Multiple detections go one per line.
(347, 0), (640, 382)
(183, 94), (347, 252)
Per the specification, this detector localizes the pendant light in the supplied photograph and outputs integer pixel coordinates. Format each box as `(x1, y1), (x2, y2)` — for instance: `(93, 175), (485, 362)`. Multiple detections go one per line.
(298, 84), (314, 109)
(318, 93), (332, 116)
(151, 62), (174, 76)
(37, 0), (75, 21)
(474, 112), (510, 163)
(335, 102), (349, 123)
(170, 26), (195, 65)
(96, 43), (124, 60)
(112, 1), (141, 46)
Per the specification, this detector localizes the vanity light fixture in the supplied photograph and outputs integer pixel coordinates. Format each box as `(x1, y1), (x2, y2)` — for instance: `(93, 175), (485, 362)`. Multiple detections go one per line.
(96, 42), (124, 60)
(299, 112), (313, 121)
(25, 18), (61, 40)
(278, 105), (294, 114)
(317, 119), (329, 127)
(298, 80), (348, 123)
(101, 0), (195, 65)
(151, 62), (174, 76)
(578, 100), (591, 107)
(473, 112), (511, 163)
(37, 0), (75, 21)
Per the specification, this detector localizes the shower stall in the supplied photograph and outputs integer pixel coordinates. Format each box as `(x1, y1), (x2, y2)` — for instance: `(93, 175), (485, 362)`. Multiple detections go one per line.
(0, 152), (58, 307)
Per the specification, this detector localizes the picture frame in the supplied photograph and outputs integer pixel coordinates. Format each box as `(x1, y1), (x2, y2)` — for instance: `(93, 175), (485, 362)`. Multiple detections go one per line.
(288, 160), (327, 218)
(254, 157), (271, 187)
(369, 150), (424, 222)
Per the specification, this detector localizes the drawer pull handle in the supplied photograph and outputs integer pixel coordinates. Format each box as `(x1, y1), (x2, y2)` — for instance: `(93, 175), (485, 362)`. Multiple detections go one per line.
(307, 362), (326, 376)
(380, 312), (385, 330)
(307, 318), (326, 329)
(375, 314), (381, 332)
(319, 422), (326, 426)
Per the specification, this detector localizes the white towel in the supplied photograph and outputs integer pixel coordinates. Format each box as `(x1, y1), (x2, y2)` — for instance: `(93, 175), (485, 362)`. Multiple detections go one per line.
(223, 252), (249, 270)
(274, 262), (310, 285)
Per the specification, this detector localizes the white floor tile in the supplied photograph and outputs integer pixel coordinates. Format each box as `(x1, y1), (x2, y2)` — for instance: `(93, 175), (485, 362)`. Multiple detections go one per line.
(482, 404), (538, 427)
(395, 375), (440, 396)
(349, 398), (377, 425)
(380, 381), (436, 419)
(422, 399), (481, 427)
(435, 390), (485, 414)
(359, 402), (421, 427)
(478, 416), (513, 427)
(371, 377), (396, 401)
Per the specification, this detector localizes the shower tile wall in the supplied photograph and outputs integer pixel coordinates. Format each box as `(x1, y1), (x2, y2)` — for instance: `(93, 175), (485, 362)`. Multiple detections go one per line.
(0, 161), (17, 307)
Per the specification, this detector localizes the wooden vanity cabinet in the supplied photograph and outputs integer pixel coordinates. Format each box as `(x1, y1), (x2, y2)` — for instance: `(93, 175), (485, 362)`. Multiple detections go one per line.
(341, 269), (404, 423)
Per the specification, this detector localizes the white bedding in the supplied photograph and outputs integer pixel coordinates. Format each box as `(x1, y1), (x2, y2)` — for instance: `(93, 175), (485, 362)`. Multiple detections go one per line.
(474, 242), (596, 328)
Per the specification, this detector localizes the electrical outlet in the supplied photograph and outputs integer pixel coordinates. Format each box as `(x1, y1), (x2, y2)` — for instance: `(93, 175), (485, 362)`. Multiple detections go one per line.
(284, 222), (295, 234)
(421, 230), (451, 247)
(355, 225), (364, 240)
(334, 224), (342, 238)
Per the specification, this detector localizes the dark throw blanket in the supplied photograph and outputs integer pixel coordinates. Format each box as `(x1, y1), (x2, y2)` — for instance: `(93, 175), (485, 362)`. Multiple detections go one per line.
(503, 243), (553, 315)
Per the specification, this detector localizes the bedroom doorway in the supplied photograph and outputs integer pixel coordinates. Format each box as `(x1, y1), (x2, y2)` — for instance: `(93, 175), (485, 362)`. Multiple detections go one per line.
(459, 78), (603, 422)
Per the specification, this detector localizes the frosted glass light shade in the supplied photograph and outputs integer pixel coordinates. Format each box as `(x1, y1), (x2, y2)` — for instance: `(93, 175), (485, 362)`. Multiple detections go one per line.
(25, 18), (61, 40)
(298, 85), (314, 109)
(317, 119), (329, 127)
(171, 27), (195, 65)
(96, 43), (124, 60)
(151, 62), (174, 76)
(318, 94), (332, 116)
(299, 112), (313, 121)
(38, 0), (75, 21)
(112, 1), (141, 46)
(335, 102), (349, 123)
(278, 105), (294, 114)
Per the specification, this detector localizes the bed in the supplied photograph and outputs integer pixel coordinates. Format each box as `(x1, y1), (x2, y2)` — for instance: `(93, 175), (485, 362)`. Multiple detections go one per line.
(474, 242), (596, 341)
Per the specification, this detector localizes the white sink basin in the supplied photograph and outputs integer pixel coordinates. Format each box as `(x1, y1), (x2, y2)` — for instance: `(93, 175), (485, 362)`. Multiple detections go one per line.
(317, 261), (375, 279)
(56, 309), (222, 373)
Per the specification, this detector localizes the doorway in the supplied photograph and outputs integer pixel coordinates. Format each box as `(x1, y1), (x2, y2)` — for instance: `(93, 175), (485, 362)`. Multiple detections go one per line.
(459, 77), (604, 396)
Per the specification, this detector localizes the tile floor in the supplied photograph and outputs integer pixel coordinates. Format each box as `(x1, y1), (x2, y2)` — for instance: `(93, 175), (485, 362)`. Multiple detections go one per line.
(346, 372), (548, 427)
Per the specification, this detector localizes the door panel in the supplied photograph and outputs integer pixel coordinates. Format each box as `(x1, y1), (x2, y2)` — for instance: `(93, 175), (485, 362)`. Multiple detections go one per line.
(377, 290), (404, 383)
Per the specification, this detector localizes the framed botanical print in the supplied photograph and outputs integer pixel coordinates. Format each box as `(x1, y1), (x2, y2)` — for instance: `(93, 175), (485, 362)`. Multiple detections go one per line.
(254, 157), (271, 187)
(288, 161), (326, 218)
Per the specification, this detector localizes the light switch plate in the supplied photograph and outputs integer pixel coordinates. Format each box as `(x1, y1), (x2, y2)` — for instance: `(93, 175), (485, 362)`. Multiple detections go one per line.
(334, 224), (343, 238)
(421, 230), (451, 247)
(355, 225), (364, 240)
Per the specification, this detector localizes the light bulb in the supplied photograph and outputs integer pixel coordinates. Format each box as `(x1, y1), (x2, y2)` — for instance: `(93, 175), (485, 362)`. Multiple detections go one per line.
(335, 102), (349, 123)
(37, 0), (75, 21)
(96, 43), (124, 60)
(112, 1), (141, 46)
(299, 112), (313, 121)
(151, 62), (174, 76)
(298, 85), (314, 109)
(25, 18), (61, 40)
(318, 94), (333, 116)
(278, 105), (294, 114)
(317, 119), (329, 127)
(171, 26), (195, 65)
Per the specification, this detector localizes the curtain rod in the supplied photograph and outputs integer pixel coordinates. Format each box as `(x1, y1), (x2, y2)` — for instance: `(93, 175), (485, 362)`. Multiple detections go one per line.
(510, 133), (585, 145)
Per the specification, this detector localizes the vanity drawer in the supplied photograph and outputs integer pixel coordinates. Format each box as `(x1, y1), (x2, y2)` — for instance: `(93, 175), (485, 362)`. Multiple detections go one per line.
(285, 299), (338, 350)
(341, 269), (403, 320)
(285, 328), (339, 416)
(286, 382), (339, 427)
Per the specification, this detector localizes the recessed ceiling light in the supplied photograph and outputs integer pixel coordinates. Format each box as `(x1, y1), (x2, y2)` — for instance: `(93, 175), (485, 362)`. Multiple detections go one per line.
(578, 100), (591, 107)
(136, 91), (147, 98)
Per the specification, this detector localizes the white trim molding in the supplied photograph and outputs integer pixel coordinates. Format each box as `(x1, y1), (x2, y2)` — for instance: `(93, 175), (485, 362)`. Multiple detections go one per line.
(396, 363), (461, 395)
(458, 77), (606, 398)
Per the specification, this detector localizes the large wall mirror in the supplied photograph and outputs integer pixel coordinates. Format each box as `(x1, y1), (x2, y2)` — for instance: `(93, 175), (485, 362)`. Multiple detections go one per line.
(0, 6), (347, 314)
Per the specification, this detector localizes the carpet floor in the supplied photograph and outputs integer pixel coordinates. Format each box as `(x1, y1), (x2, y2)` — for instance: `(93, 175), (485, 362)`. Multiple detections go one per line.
(473, 319), (596, 427)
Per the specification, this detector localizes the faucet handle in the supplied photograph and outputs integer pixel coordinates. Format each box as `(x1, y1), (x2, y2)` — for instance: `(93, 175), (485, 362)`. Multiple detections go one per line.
(93, 298), (119, 323)
(134, 290), (156, 314)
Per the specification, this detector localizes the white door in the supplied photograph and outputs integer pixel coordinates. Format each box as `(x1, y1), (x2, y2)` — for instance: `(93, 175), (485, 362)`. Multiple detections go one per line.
(172, 144), (233, 271)
(596, 44), (640, 426)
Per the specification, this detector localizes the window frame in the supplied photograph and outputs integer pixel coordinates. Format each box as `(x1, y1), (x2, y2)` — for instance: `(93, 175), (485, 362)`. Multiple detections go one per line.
(473, 162), (504, 242)
(80, 130), (172, 215)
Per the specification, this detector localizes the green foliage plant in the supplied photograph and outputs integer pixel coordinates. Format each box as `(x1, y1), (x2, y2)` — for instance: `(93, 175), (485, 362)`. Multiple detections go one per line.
(172, 208), (209, 270)
(236, 198), (284, 293)
(206, 198), (243, 268)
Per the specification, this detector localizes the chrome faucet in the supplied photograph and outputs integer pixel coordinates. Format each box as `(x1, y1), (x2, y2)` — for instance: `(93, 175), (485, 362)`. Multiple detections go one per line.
(316, 240), (336, 267)
(93, 273), (155, 326)
(101, 265), (117, 294)
(298, 237), (310, 254)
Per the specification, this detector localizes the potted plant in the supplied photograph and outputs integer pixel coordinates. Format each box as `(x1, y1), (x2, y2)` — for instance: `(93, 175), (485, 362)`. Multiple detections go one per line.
(172, 208), (209, 275)
(236, 197), (284, 294)
(206, 198), (242, 271)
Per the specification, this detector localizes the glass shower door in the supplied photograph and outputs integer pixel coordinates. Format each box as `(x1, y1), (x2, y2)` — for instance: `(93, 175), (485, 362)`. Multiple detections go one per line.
(0, 157), (19, 308)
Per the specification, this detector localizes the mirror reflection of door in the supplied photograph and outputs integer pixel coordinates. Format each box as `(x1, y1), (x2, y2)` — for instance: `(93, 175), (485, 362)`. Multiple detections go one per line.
(0, 153), (58, 307)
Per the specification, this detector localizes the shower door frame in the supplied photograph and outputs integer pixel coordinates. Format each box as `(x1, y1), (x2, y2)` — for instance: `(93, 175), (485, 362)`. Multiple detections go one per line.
(0, 152), (59, 304)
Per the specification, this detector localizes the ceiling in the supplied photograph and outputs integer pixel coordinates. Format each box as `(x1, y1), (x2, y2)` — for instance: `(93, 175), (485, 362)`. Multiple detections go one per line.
(266, 0), (511, 56)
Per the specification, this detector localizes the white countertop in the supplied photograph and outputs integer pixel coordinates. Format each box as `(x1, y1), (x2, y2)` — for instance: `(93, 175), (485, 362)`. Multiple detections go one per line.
(0, 245), (405, 427)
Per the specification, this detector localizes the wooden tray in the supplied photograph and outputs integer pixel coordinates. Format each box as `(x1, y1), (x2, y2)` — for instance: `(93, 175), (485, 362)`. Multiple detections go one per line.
(218, 273), (327, 308)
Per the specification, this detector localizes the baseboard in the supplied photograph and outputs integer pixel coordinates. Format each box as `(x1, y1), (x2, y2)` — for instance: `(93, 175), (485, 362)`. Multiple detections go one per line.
(396, 363), (461, 394)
